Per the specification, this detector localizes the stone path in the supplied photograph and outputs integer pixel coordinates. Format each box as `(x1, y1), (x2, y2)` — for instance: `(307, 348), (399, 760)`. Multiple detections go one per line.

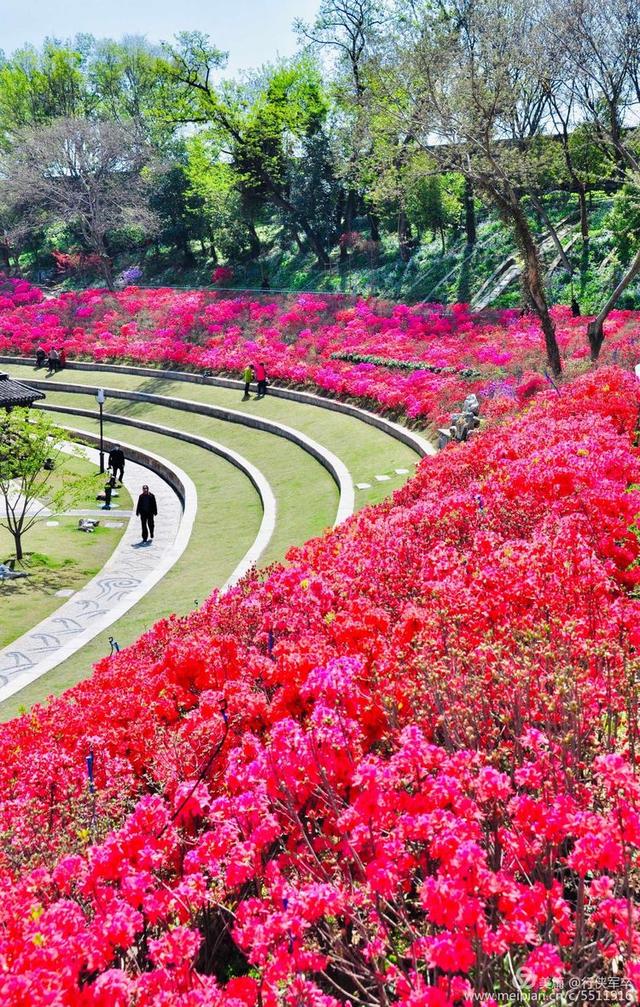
(0, 445), (187, 703)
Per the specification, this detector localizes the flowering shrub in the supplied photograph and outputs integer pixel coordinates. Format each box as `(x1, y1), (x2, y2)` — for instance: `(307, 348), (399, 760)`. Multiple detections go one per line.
(0, 367), (638, 1002)
(51, 250), (105, 274)
(0, 273), (42, 311)
(117, 265), (143, 286)
(4, 284), (640, 424)
(211, 266), (234, 285)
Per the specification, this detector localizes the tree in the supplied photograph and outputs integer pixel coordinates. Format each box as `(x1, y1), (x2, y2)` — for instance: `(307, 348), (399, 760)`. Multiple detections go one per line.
(0, 117), (155, 289)
(374, 0), (563, 373)
(0, 40), (90, 142)
(159, 37), (333, 266)
(0, 409), (88, 561)
(296, 0), (385, 245)
(148, 160), (207, 266)
(184, 137), (255, 263)
(88, 36), (177, 151)
(545, 0), (640, 356)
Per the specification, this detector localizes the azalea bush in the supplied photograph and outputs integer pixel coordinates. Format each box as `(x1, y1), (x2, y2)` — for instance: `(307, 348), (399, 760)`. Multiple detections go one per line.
(0, 367), (638, 1003)
(0, 273), (43, 312)
(211, 266), (234, 285)
(5, 282), (640, 424)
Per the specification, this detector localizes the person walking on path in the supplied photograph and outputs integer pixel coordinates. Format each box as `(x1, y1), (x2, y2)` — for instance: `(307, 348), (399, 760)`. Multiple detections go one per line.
(108, 444), (125, 484)
(136, 485), (157, 543)
(255, 361), (268, 399)
(242, 363), (253, 399)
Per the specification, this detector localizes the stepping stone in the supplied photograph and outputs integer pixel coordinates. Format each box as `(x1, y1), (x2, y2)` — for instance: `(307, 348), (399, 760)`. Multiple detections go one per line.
(55, 589), (75, 598)
(356, 482), (372, 490)
(395, 468), (410, 475)
(46, 521), (60, 527)
(105, 521), (124, 528)
(375, 474), (391, 482)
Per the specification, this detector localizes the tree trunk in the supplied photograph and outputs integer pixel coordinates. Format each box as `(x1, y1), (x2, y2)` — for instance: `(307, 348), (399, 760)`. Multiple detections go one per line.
(100, 255), (115, 292)
(440, 226), (446, 255)
(13, 531), (23, 562)
(511, 198), (562, 376)
(587, 246), (640, 360)
(342, 189), (357, 234)
(577, 186), (589, 241)
(529, 192), (573, 274)
(246, 220), (261, 260)
(304, 225), (330, 268)
(181, 239), (196, 267)
(369, 211), (381, 242)
(464, 178), (477, 246)
(257, 178), (330, 269)
(398, 211), (412, 263)
(207, 229), (218, 264)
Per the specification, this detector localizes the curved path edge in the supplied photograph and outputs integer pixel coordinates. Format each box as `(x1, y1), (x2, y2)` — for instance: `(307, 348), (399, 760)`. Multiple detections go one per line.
(41, 406), (278, 590)
(0, 435), (197, 705)
(33, 381), (354, 526)
(0, 356), (435, 458)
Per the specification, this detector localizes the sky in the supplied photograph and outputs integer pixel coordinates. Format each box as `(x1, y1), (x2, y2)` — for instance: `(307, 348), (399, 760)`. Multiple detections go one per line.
(0, 0), (321, 74)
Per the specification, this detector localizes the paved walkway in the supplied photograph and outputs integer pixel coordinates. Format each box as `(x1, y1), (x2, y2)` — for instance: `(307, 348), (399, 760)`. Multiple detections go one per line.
(0, 445), (185, 702)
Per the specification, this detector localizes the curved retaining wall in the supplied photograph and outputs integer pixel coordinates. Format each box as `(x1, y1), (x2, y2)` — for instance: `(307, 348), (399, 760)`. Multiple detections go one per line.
(41, 405), (278, 588)
(0, 435), (197, 703)
(0, 355), (435, 458)
(35, 381), (355, 525)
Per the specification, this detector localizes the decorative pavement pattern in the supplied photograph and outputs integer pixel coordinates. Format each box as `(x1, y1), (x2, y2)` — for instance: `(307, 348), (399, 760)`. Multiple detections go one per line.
(0, 445), (185, 702)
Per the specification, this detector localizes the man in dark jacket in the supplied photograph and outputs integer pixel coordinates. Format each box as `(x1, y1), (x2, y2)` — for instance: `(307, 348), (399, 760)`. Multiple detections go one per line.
(108, 445), (125, 484)
(136, 485), (157, 543)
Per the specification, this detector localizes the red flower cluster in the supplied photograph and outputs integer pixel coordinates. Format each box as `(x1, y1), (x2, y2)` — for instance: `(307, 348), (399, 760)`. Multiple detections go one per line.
(51, 251), (106, 274)
(4, 283), (640, 423)
(211, 266), (234, 285)
(0, 273), (42, 312)
(0, 367), (638, 1003)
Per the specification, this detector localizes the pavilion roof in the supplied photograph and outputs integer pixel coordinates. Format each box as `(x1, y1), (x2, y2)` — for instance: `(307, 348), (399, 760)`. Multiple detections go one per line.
(0, 372), (46, 409)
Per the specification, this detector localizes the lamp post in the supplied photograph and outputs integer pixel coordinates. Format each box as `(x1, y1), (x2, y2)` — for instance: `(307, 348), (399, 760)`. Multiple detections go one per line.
(96, 388), (106, 473)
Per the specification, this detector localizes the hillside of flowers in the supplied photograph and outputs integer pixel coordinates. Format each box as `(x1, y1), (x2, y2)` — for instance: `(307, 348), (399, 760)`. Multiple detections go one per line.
(0, 273), (43, 312)
(2, 279), (640, 425)
(0, 363), (639, 1003)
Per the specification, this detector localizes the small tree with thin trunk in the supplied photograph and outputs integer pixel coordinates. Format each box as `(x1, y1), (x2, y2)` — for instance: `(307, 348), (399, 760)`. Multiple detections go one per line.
(0, 118), (155, 290)
(0, 409), (88, 562)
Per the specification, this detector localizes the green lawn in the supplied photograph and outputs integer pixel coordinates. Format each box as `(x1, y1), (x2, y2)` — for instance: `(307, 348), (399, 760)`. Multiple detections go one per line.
(0, 452), (131, 650)
(8, 364), (422, 509)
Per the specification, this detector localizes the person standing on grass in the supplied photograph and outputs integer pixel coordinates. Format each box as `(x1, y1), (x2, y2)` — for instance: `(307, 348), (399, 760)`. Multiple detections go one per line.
(108, 444), (125, 484)
(48, 347), (60, 372)
(242, 363), (253, 399)
(136, 485), (157, 543)
(255, 361), (268, 398)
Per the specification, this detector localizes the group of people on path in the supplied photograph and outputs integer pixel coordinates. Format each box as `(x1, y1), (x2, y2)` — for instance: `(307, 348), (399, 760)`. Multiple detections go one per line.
(242, 361), (268, 400)
(107, 443), (158, 544)
(35, 346), (66, 372)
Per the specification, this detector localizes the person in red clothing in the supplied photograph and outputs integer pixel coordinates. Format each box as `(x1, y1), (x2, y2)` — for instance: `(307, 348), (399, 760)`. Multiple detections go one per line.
(255, 361), (268, 398)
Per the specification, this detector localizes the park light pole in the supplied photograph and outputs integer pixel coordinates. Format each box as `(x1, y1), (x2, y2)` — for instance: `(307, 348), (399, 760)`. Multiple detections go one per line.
(96, 388), (106, 473)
